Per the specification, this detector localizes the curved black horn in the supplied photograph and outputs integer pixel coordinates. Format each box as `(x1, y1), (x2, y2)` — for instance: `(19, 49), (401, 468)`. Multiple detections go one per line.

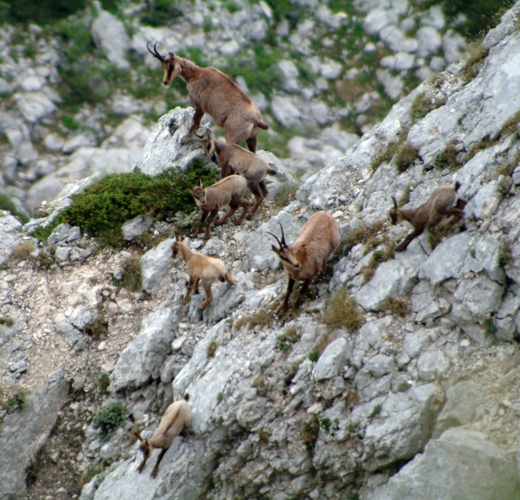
(266, 231), (282, 247)
(277, 221), (287, 247)
(391, 196), (398, 208)
(147, 42), (165, 62)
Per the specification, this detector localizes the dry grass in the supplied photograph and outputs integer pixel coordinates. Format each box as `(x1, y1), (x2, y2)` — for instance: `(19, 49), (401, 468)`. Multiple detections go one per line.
(120, 254), (142, 292)
(381, 297), (410, 317)
(433, 140), (460, 170)
(300, 414), (319, 450)
(360, 245), (395, 283)
(86, 315), (108, 339)
(207, 340), (218, 358)
(395, 142), (419, 173)
(410, 92), (447, 124)
(12, 241), (35, 261)
(322, 287), (365, 333)
(251, 377), (267, 396)
(342, 219), (385, 255)
(276, 325), (300, 353)
(428, 221), (463, 249)
(460, 41), (489, 83)
(273, 181), (300, 208)
(234, 306), (275, 331)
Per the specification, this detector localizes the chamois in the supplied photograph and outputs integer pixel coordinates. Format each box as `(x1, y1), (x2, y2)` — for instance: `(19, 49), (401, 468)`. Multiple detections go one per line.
(134, 395), (192, 478)
(390, 181), (467, 251)
(189, 175), (251, 239)
(268, 211), (340, 315)
(171, 236), (234, 310)
(147, 42), (268, 152)
(201, 130), (278, 218)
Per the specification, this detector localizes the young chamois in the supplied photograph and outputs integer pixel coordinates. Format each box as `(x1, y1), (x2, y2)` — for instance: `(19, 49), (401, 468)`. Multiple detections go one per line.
(134, 394), (192, 478)
(268, 211), (340, 315)
(201, 130), (279, 219)
(189, 175), (251, 239)
(147, 42), (268, 152)
(171, 236), (234, 310)
(390, 181), (467, 251)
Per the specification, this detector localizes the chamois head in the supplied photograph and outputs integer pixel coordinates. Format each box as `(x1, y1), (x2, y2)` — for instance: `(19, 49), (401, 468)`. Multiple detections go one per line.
(200, 129), (216, 157)
(171, 234), (182, 259)
(188, 180), (207, 205)
(389, 196), (404, 225)
(133, 427), (152, 462)
(267, 222), (300, 269)
(146, 42), (180, 86)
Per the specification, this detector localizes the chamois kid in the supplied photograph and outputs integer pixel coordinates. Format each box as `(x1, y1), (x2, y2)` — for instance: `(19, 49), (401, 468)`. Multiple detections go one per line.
(268, 211), (340, 315)
(171, 236), (234, 310)
(390, 181), (467, 251)
(147, 42), (268, 152)
(134, 394), (192, 478)
(201, 130), (278, 218)
(189, 175), (251, 239)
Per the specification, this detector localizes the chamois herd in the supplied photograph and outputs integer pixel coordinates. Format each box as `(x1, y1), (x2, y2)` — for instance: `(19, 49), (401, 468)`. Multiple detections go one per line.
(131, 43), (468, 478)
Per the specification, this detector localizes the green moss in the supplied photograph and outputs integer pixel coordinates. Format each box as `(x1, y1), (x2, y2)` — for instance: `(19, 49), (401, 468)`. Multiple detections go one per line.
(0, 193), (29, 223)
(92, 402), (127, 442)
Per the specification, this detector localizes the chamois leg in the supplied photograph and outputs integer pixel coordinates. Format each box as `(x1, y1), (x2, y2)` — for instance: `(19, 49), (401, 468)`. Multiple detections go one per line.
(194, 277), (200, 294)
(294, 278), (313, 310)
(216, 205), (238, 226)
(235, 198), (252, 225)
(181, 275), (197, 305)
(137, 456), (148, 473)
(259, 180), (268, 198)
(183, 106), (204, 144)
(150, 448), (168, 478)
(246, 136), (257, 153)
(195, 210), (209, 237)
(276, 278), (295, 315)
(204, 209), (220, 239)
(395, 227), (425, 252)
(198, 280), (214, 310)
(246, 182), (263, 219)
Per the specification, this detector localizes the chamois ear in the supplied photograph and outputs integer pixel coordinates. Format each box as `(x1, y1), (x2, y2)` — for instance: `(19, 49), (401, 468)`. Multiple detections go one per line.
(271, 244), (279, 253)
(175, 233), (181, 242)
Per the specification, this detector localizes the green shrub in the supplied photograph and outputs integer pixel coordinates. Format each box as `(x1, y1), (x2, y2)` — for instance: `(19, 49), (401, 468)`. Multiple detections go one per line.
(0, 193), (29, 223)
(0, 0), (87, 25)
(6, 390), (27, 412)
(50, 159), (218, 247)
(92, 401), (127, 441)
(119, 254), (142, 291)
(140, 0), (183, 26)
(276, 325), (300, 353)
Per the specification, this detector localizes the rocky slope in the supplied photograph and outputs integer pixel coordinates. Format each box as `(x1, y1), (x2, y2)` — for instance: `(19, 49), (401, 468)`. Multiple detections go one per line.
(0, 0), (470, 220)
(2, 2), (520, 500)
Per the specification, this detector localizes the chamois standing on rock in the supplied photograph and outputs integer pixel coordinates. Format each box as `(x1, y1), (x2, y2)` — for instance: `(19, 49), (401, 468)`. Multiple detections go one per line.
(189, 175), (251, 239)
(268, 211), (340, 315)
(147, 42), (268, 152)
(171, 236), (234, 310)
(390, 181), (467, 251)
(134, 395), (192, 478)
(201, 130), (279, 219)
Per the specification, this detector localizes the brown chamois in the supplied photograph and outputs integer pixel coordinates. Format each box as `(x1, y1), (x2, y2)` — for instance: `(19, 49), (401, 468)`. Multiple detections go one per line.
(147, 42), (268, 152)
(201, 130), (279, 219)
(390, 181), (467, 251)
(268, 211), (340, 315)
(189, 175), (251, 239)
(134, 395), (192, 478)
(171, 236), (234, 310)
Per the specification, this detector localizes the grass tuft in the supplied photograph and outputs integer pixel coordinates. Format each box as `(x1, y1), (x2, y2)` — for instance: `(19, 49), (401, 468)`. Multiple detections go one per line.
(207, 340), (218, 358)
(276, 325), (300, 353)
(380, 297), (410, 317)
(342, 220), (385, 255)
(322, 287), (365, 333)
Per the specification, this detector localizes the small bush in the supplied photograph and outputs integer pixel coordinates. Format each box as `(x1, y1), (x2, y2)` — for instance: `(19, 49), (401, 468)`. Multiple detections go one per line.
(381, 297), (410, 318)
(12, 241), (35, 261)
(1, 0), (87, 24)
(207, 340), (218, 358)
(0, 316), (15, 327)
(119, 254), (142, 292)
(319, 417), (339, 436)
(99, 373), (111, 395)
(140, 0), (184, 27)
(86, 315), (108, 339)
(370, 403), (382, 417)
(51, 160), (218, 247)
(300, 415), (319, 450)
(397, 381), (411, 392)
(395, 142), (419, 173)
(308, 350), (319, 362)
(216, 391), (224, 404)
(322, 287), (365, 333)
(92, 402), (128, 442)
(62, 115), (80, 131)
(251, 377), (267, 396)
(4, 390), (28, 412)
(276, 325), (300, 353)
(433, 140), (460, 170)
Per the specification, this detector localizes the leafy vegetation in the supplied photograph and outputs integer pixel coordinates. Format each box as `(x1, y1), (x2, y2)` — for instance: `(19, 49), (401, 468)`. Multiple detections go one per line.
(119, 254), (142, 292)
(41, 159), (218, 247)
(92, 401), (128, 442)
(0, 0), (87, 25)
(0, 193), (29, 223)
(300, 414), (319, 450)
(276, 325), (300, 353)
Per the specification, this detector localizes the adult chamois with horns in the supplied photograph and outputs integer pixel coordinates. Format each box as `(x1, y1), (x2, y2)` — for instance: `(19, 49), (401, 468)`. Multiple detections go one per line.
(147, 42), (268, 152)
(390, 181), (467, 251)
(268, 211), (340, 315)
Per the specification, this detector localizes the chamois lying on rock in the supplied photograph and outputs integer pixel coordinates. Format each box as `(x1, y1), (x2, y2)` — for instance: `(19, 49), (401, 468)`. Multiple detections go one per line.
(147, 42), (268, 152)
(268, 211), (340, 315)
(134, 394), (192, 478)
(189, 175), (251, 239)
(390, 181), (467, 251)
(201, 130), (278, 219)
(171, 236), (234, 310)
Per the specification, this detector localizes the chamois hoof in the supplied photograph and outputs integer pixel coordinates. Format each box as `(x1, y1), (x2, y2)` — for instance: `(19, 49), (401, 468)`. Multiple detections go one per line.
(198, 301), (211, 310)
(182, 134), (192, 144)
